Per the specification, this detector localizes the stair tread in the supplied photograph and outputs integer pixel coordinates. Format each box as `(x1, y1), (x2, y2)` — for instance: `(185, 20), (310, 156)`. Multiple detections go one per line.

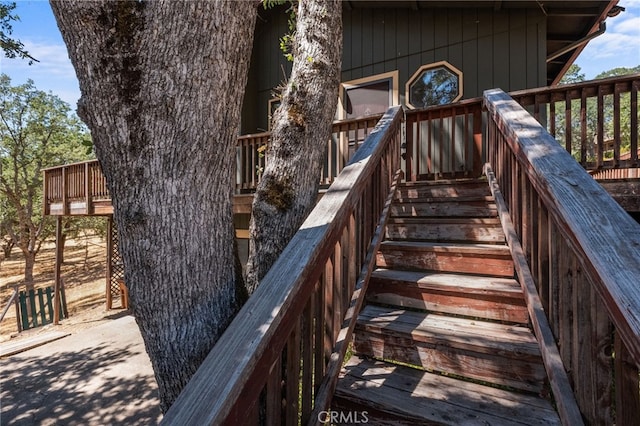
(371, 269), (523, 297)
(380, 240), (511, 255)
(357, 305), (540, 358)
(334, 355), (560, 426)
(399, 178), (488, 187)
(388, 217), (501, 224)
(394, 195), (495, 203)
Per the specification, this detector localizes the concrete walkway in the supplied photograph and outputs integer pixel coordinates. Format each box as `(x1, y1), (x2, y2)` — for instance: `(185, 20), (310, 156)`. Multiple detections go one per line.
(0, 315), (162, 425)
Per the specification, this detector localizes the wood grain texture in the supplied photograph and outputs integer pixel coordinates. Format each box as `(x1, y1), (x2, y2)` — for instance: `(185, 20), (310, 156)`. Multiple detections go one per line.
(334, 356), (560, 426)
(386, 217), (505, 243)
(485, 89), (640, 367)
(377, 241), (514, 277)
(485, 163), (584, 425)
(367, 269), (528, 323)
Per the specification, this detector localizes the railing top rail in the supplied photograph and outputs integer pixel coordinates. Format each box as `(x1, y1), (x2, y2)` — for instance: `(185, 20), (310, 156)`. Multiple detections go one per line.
(405, 96), (483, 115)
(41, 158), (99, 172)
(161, 106), (403, 425)
(484, 88), (640, 366)
(236, 113), (385, 142)
(509, 72), (640, 101)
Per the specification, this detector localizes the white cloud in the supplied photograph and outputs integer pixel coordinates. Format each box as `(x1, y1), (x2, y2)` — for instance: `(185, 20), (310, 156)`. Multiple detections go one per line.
(611, 16), (640, 35)
(0, 39), (81, 108)
(586, 32), (640, 61)
(579, 4), (640, 71)
(2, 40), (76, 78)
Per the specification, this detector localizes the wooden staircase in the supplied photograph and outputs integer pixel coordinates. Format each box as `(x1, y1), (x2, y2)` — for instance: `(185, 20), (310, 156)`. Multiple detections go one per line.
(333, 179), (561, 425)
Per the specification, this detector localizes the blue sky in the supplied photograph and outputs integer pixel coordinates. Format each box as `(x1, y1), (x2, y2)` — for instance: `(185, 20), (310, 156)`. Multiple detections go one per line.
(1, 0), (639, 109)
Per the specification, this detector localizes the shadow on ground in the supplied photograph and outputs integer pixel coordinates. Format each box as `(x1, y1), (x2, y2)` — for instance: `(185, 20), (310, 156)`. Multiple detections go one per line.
(0, 339), (161, 425)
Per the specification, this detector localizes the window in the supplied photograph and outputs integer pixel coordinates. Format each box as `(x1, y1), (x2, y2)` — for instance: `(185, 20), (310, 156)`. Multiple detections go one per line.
(339, 71), (399, 119)
(406, 61), (463, 109)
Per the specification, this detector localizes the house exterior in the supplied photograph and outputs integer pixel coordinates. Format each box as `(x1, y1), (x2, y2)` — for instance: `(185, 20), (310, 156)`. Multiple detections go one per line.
(232, 0), (620, 260)
(240, 0), (619, 134)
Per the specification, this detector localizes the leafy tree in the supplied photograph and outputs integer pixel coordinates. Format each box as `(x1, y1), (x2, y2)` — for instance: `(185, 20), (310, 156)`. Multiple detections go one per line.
(559, 63), (586, 85)
(0, 75), (89, 288)
(0, 1), (36, 63)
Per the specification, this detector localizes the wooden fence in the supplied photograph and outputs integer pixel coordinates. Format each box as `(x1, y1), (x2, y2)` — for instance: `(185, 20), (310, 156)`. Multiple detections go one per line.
(485, 89), (640, 424)
(161, 106), (403, 425)
(17, 285), (68, 331)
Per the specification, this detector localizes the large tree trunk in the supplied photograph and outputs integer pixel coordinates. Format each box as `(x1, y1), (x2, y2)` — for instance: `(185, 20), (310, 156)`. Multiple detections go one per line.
(245, 0), (342, 293)
(51, 1), (256, 412)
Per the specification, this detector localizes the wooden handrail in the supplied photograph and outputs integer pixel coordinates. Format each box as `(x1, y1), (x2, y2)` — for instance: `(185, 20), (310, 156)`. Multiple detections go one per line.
(484, 163), (583, 425)
(161, 106), (403, 425)
(484, 88), (640, 423)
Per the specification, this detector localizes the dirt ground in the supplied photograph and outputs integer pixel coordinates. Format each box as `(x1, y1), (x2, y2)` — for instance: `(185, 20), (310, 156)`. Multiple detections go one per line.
(0, 234), (124, 343)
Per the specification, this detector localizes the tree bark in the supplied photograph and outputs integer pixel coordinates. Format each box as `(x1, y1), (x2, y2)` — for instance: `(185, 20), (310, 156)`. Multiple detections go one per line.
(245, 0), (342, 293)
(23, 250), (35, 291)
(51, 0), (256, 412)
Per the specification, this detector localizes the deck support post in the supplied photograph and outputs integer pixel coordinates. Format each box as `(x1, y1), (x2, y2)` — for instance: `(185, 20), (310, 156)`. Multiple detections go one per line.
(472, 109), (483, 177)
(106, 216), (113, 309)
(53, 216), (63, 325)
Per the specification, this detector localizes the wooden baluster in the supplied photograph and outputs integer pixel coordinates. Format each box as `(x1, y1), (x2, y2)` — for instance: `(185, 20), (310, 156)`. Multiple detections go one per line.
(285, 322), (301, 426)
(536, 199), (550, 313)
(300, 295), (314, 424)
(558, 241), (574, 386)
(314, 279), (324, 394)
(85, 162), (92, 214)
(450, 109), (456, 175)
(62, 166), (68, 215)
(565, 92), (572, 155)
(597, 85), (605, 168)
(550, 100), (556, 138)
(266, 356), (283, 426)
(333, 241), (342, 344)
(613, 83), (622, 167)
(614, 332), (640, 424)
(631, 80), (638, 166)
(590, 290), (613, 424)
(581, 91), (588, 165)
(405, 115), (414, 181)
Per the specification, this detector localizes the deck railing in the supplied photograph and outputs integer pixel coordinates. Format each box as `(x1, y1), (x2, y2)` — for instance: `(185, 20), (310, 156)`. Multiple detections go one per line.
(43, 75), (640, 216)
(404, 98), (484, 181)
(43, 160), (109, 215)
(161, 106), (403, 425)
(235, 114), (382, 192)
(485, 89), (640, 424)
(510, 73), (639, 171)
(43, 115), (383, 213)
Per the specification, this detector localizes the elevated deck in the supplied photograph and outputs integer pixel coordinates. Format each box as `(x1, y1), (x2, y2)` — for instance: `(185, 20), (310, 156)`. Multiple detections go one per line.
(42, 75), (640, 219)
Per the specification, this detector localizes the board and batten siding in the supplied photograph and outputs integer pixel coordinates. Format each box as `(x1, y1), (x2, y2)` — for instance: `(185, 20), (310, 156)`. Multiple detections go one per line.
(241, 5), (546, 134)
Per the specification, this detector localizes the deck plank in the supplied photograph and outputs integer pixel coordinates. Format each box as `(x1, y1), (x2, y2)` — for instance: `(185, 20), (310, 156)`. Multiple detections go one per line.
(354, 306), (546, 392)
(333, 356), (560, 426)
